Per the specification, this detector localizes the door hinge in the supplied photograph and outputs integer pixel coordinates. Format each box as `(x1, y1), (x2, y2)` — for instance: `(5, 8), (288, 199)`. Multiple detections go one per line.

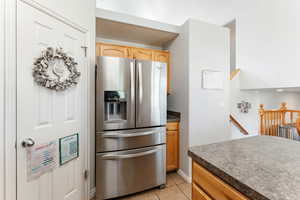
(81, 46), (88, 57)
(84, 170), (89, 180)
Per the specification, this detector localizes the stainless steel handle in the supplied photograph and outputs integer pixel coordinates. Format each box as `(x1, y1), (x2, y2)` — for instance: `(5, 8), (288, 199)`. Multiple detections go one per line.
(21, 138), (35, 148)
(138, 62), (143, 105)
(101, 149), (158, 160)
(130, 61), (135, 104)
(102, 131), (157, 138)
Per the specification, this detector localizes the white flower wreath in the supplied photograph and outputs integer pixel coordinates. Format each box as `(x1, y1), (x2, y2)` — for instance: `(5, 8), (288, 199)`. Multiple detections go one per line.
(33, 47), (81, 91)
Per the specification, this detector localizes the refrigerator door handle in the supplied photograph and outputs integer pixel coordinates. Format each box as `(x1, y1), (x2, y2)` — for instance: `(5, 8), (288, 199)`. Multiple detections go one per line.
(137, 62), (143, 106)
(130, 61), (135, 108)
(101, 131), (158, 138)
(100, 149), (158, 160)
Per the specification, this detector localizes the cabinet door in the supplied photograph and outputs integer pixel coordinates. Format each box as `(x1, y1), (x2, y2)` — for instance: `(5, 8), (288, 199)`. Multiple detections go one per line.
(153, 51), (169, 63)
(166, 130), (179, 172)
(97, 43), (132, 58)
(132, 48), (153, 61)
(153, 51), (170, 93)
(192, 162), (249, 200)
(192, 183), (213, 200)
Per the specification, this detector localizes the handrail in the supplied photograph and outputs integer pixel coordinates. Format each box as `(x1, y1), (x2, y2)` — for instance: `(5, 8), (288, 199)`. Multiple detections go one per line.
(230, 114), (249, 135)
(230, 68), (240, 80)
(259, 102), (300, 136)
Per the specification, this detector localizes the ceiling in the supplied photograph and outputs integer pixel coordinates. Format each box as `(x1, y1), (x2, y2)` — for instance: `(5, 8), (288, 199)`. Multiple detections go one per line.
(96, 17), (179, 47)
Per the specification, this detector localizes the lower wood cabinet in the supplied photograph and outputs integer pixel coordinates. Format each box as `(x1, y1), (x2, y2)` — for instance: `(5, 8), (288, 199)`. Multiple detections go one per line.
(192, 161), (248, 200)
(166, 122), (179, 172)
(192, 183), (212, 200)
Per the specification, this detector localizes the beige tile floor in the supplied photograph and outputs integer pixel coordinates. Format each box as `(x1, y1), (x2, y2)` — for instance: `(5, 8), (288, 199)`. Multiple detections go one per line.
(93, 172), (191, 200)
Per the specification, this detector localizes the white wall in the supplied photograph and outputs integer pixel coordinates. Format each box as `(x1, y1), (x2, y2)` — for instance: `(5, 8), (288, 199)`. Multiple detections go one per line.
(97, 0), (300, 89)
(224, 20), (236, 73)
(167, 21), (190, 176)
(168, 19), (230, 177)
(237, 0), (300, 89)
(188, 20), (230, 176)
(188, 20), (230, 146)
(0, 0), (5, 197)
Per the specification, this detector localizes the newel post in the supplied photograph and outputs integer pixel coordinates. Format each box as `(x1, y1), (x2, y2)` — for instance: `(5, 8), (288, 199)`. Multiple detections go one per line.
(259, 104), (265, 135)
(280, 102), (287, 125)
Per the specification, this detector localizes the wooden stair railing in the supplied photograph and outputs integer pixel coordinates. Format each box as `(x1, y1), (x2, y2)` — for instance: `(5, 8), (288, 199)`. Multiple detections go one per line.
(230, 114), (249, 135)
(259, 102), (300, 136)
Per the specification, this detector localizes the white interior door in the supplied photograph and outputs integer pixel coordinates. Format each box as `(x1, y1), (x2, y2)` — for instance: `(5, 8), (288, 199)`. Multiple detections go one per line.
(17, 2), (87, 200)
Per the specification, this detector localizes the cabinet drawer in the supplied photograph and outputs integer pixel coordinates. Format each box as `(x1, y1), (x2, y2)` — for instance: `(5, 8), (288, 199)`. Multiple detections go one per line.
(167, 122), (179, 131)
(192, 162), (248, 200)
(192, 183), (212, 200)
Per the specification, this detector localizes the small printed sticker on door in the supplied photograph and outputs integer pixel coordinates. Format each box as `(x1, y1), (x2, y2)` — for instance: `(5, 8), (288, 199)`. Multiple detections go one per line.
(59, 133), (79, 166)
(27, 141), (57, 181)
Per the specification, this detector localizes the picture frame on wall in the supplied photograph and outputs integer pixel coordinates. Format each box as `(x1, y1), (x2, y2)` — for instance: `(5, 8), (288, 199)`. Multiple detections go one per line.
(202, 69), (224, 90)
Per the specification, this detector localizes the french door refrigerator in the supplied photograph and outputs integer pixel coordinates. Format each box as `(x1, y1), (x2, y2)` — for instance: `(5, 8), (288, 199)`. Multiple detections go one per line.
(95, 56), (167, 200)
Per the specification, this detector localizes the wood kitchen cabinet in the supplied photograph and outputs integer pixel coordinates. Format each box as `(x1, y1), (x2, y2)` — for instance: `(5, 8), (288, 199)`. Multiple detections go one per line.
(153, 51), (170, 92)
(192, 161), (248, 200)
(166, 122), (179, 172)
(96, 43), (132, 58)
(132, 47), (153, 61)
(96, 42), (171, 93)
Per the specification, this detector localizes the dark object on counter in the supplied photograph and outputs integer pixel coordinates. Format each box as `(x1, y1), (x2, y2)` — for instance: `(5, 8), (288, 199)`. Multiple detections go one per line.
(167, 110), (180, 122)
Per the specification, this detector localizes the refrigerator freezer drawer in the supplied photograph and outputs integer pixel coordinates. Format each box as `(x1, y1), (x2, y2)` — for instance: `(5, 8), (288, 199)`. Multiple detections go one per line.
(96, 145), (166, 200)
(96, 127), (166, 153)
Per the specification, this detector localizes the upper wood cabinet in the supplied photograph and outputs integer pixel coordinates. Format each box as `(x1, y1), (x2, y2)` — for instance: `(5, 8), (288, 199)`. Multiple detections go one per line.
(153, 51), (169, 63)
(132, 48), (153, 61)
(96, 43), (132, 58)
(96, 42), (171, 93)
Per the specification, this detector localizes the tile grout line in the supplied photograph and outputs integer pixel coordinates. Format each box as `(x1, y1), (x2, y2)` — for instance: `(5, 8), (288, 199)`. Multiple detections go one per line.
(176, 184), (190, 200)
(175, 179), (191, 200)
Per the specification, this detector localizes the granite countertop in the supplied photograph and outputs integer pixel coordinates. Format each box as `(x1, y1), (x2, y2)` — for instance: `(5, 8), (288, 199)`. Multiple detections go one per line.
(188, 136), (300, 200)
(167, 111), (180, 122)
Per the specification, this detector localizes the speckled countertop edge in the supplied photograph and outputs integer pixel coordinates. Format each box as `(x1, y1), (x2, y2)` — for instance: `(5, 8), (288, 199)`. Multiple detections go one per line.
(188, 150), (269, 200)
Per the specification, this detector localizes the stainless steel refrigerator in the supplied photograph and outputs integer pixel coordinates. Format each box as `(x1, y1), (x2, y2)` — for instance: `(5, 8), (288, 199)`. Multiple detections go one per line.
(95, 56), (167, 200)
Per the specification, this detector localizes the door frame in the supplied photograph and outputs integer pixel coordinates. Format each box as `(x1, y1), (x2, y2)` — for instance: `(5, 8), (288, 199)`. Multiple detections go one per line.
(3, 0), (94, 199)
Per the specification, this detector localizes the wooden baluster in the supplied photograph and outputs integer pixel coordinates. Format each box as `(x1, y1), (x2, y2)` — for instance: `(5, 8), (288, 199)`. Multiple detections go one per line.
(267, 112), (272, 135)
(273, 112), (277, 136)
(269, 112), (272, 136)
(296, 116), (300, 136)
(272, 112), (275, 136)
(280, 102), (287, 126)
(265, 112), (269, 135)
(259, 104), (265, 135)
(276, 112), (279, 136)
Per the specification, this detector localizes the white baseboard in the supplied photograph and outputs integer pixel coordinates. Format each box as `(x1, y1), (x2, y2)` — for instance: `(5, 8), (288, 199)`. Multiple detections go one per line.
(89, 187), (96, 199)
(177, 169), (192, 183)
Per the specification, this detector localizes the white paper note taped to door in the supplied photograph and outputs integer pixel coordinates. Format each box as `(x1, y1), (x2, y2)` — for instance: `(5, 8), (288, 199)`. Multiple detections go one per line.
(27, 141), (57, 181)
